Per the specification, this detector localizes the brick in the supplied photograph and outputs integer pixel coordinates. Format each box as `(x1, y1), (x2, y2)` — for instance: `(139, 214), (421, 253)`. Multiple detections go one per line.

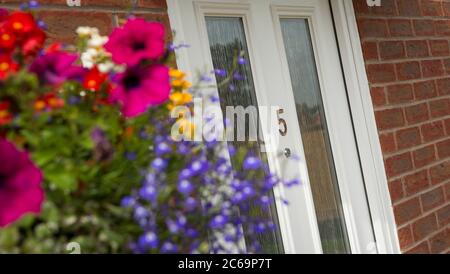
(398, 225), (414, 249)
(405, 103), (429, 124)
(380, 41), (405, 60)
(385, 152), (413, 177)
(396, 127), (422, 149)
(429, 229), (450, 253)
(421, 0), (445, 16)
(421, 60), (444, 78)
(436, 139), (450, 159)
(445, 59), (450, 74)
(396, 62), (421, 81)
(430, 40), (450, 57)
(421, 121), (445, 142)
(387, 84), (413, 104)
(445, 118), (450, 135)
(406, 241), (430, 254)
(138, 0), (168, 9)
(445, 1), (450, 16)
(379, 132), (396, 153)
(429, 98), (450, 118)
(367, 64), (396, 83)
(37, 10), (113, 44)
(436, 78), (450, 96)
(434, 20), (450, 36)
(394, 197), (422, 226)
(353, 0), (397, 16)
(389, 19), (413, 37)
(362, 41), (379, 61)
(389, 178), (404, 202)
(405, 40), (429, 58)
(398, 0), (421, 16)
(413, 19), (435, 36)
(412, 213), (438, 241)
(421, 187), (445, 212)
(376, 108), (405, 130)
(370, 87), (386, 107)
(404, 170), (430, 195)
(430, 161), (450, 185)
(413, 145), (436, 168)
(357, 19), (388, 39)
(437, 204), (450, 227)
(446, 183), (450, 198)
(414, 80), (437, 100)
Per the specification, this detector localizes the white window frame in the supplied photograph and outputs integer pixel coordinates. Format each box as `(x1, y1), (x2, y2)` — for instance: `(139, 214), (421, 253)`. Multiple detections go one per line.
(167, 0), (400, 254)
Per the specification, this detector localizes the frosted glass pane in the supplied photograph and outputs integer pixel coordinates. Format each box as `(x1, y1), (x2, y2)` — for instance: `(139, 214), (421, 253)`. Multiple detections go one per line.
(205, 17), (283, 254)
(280, 18), (351, 254)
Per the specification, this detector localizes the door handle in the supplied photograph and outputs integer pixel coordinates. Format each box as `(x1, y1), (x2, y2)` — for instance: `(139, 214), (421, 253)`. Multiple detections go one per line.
(284, 148), (292, 158)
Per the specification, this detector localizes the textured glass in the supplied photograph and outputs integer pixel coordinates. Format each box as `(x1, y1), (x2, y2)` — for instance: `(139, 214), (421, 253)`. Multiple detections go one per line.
(280, 18), (351, 254)
(205, 17), (283, 254)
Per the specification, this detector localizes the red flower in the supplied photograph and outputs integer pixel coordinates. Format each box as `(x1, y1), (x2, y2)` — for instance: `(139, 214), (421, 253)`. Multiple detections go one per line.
(0, 54), (18, 80)
(21, 27), (46, 56)
(83, 66), (108, 92)
(0, 26), (16, 51)
(45, 42), (63, 54)
(6, 12), (37, 35)
(0, 101), (13, 126)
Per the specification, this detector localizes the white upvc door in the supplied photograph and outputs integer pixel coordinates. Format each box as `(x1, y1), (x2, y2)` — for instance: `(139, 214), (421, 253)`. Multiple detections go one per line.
(168, 0), (378, 254)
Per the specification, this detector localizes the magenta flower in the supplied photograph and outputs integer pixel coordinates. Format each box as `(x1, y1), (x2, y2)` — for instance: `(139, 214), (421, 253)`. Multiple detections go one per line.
(105, 18), (165, 66)
(0, 138), (44, 228)
(29, 52), (85, 85)
(111, 64), (170, 118)
(0, 9), (8, 23)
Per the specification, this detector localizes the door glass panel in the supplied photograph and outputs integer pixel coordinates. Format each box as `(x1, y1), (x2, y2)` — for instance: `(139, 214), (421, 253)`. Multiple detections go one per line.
(279, 18), (351, 254)
(205, 16), (283, 253)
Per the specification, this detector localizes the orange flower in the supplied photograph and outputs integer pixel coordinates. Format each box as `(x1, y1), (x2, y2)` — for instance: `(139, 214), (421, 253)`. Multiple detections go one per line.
(34, 92), (65, 112)
(0, 101), (13, 126)
(0, 54), (18, 80)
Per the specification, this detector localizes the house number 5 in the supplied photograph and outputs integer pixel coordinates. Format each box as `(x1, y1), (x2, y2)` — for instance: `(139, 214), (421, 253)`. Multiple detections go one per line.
(277, 108), (287, 136)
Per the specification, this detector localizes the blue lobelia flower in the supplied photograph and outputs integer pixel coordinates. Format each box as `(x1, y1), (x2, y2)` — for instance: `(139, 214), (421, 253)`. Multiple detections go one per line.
(177, 180), (194, 195)
(138, 231), (158, 249)
(243, 156), (262, 170)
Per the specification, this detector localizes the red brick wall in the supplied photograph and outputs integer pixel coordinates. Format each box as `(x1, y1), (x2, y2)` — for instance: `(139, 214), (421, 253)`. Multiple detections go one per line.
(353, 0), (450, 254)
(1, 0), (449, 254)
(0, 0), (171, 44)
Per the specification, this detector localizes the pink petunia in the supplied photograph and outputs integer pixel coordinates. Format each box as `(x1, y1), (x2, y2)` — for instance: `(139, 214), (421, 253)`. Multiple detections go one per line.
(29, 51), (85, 85)
(110, 64), (170, 118)
(105, 18), (165, 67)
(0, 138), (44, 228)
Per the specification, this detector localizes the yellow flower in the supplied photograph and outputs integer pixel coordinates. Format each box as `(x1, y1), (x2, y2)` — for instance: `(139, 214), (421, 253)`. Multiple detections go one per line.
(169, 68), (186, 79)
(177, 118), (196, 139)
(170, 92), (192, 106)
(171, 79), (192, 90)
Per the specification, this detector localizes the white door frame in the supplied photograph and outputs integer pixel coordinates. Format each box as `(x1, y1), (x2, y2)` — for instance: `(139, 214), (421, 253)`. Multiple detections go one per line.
(167, 0), (400, 254)
(329, 0), (400, 254)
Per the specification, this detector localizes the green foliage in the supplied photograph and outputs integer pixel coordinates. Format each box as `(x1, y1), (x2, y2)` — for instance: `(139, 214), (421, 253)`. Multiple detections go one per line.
(0, 70), (162, 253)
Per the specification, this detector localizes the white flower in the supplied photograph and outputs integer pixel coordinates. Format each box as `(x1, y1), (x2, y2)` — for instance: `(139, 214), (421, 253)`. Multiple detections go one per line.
(76, 26), (99, 37)
(98, 62), (114, 73)
(81, 48), (98, 68)
(88, 34), (108, 48)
